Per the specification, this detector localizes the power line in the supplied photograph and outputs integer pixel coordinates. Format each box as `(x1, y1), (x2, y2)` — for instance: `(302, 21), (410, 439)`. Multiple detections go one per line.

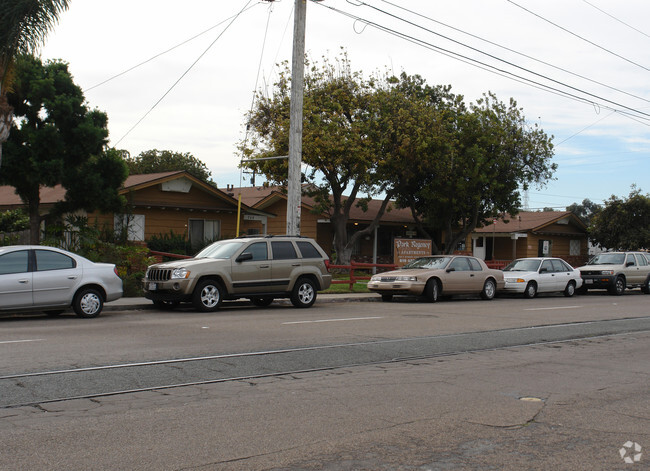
(581, 0), (650, 40)
(507, 0), (650, 73)
(312, 1), (650, 125)
(114, 0), (256, 147)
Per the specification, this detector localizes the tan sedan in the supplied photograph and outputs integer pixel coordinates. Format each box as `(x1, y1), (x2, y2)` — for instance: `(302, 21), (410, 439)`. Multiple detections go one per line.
(367, 255), (504, 302)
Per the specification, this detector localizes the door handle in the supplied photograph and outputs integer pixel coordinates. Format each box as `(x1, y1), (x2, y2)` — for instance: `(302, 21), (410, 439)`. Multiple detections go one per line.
(18, 279), (29, 284)
(260, 265), (270, 268)
(68, 276), (78, 280)
(292, 263), (300, 267)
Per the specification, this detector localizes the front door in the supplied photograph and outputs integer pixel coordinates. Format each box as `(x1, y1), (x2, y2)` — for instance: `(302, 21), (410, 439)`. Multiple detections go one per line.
(0, 249), (32, 309)
(230, 241), (272, 295)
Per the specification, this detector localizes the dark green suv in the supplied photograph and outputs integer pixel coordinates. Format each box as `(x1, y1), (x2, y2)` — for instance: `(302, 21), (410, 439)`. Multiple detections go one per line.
(143, 236), (332, 311)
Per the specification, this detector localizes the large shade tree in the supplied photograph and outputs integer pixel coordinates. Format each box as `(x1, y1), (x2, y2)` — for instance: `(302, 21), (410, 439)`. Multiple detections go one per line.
(240, 54), (441, 264)
(1, 55), (127, 244)
(0, 0), (70, 169)
(124, 149), (214, 184)
(589, 187), (650, 250)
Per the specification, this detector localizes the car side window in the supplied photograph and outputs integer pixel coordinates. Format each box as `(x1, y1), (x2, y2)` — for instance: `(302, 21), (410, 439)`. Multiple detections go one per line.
(540, 260), (553, 273)
(551, 259), (567, 272)
(449, 257), (471, 272)
(634, 254), (648, 266)
(468, 258), (482, 271)
(271, 241), (298, 260)
(245, 242), (268, 261)
(296, 241), (321, 259)
(626, 254), (637, 267)
(35, 250), (75, 271)
(0, 250), (29, 275)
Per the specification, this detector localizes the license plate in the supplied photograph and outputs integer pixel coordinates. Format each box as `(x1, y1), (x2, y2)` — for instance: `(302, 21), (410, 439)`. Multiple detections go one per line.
(585, 279), (593, 284)
(148, 282), (157, 290)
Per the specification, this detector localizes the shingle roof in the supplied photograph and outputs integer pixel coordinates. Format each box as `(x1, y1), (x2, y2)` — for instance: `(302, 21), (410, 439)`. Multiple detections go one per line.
(473, 211), (584, 233)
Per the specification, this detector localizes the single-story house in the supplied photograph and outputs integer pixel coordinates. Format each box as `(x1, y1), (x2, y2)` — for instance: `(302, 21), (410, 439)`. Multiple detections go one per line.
(469, 211), (589, 267)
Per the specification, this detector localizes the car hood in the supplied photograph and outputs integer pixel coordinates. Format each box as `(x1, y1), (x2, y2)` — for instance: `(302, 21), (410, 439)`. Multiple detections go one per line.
(378, 268), (444, 277)
(150, 258), (226, 269)
(502, 270), (536, 278)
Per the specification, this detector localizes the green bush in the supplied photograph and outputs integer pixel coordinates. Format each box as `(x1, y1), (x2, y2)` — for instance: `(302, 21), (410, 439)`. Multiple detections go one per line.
(147, 230), (191, 256)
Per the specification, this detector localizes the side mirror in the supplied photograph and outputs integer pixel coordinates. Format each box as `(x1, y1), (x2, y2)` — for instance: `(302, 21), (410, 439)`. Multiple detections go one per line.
(626, 261), (634, 267)
(236, 252), (253, 263)
(540, 267), (548, 273)
(446, 267), (455, 273)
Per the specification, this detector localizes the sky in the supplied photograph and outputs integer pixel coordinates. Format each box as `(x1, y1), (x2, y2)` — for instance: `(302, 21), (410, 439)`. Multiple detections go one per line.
(39, 0), (650, 211)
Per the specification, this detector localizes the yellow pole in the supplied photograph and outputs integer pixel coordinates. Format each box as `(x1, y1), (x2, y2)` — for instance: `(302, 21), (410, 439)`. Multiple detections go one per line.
(236, 193), (242, 236)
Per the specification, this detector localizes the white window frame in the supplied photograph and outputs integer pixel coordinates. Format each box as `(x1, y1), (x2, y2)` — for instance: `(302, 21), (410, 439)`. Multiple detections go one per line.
(114, 214), (145, 241)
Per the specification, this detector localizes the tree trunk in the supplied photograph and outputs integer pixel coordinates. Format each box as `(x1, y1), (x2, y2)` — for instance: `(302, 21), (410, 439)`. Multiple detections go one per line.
(0, 93), (13, 169)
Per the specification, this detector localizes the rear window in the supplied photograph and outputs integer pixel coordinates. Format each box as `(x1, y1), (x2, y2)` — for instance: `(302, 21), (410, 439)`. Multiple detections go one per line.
(296, 241), (322, 259)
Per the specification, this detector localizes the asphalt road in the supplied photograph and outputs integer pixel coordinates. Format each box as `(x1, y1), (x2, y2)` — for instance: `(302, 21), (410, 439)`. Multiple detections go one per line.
(1, 292), (649, 470)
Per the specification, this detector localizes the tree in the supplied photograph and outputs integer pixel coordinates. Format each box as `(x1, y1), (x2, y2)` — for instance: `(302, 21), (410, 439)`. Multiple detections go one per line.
(240, 54), (439, 264)
(124, 149), (214, 184)
(0, 0), (70, 169)
(589, 188), (650, 250)
(394, 92), (556, 254)
(1, 54), (127, 244)
(566, 198), (601, 225)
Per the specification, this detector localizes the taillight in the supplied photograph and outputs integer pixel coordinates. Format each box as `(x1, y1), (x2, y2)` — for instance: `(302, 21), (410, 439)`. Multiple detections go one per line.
(325, 259), (331, 272)
(114, 267), (119, 277)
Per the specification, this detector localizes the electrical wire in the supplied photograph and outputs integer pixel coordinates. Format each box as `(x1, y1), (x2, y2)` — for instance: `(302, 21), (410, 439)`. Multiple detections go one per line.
(114, 0), (256, 147)
(507, 0), (650, 73)
(311, 1), (650, 125)
(375, 0), (650, 106)
(343, 0), (650, 121)
(582, 0), (650, 40)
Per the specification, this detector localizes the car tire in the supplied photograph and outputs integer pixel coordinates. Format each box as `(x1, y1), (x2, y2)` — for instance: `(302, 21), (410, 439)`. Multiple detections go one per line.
(563, 281), (576, 297)
(424, 278), (439, 303)
(291, 277), (317, 308)
(73, 287), (104, 318)
(608, 276), (625, 296)
(381, 294), (393, 302)
(642, 277), (650, 294)
(192, 279), (223, 312)
(524, 281), (537, 299)
(251, 297), (274, 307)
(480, 279), (496, 300)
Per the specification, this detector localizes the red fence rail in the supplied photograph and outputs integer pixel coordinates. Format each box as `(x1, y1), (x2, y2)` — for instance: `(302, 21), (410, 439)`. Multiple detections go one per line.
(327, 261), (398, 290)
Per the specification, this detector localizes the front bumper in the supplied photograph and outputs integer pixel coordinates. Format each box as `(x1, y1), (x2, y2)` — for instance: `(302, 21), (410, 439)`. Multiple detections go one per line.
(580, 275), (614, 289)
(367, 280), (425, 296)
(502, 280), (528, 293)
(142, 278), (193, 302)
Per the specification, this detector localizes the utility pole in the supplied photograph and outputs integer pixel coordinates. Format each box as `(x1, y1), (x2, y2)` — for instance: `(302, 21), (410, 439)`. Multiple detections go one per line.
(286, 0), (306, 235)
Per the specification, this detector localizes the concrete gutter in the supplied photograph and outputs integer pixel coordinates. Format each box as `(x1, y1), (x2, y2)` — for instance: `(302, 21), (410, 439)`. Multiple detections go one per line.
(105, 292), (380, 311)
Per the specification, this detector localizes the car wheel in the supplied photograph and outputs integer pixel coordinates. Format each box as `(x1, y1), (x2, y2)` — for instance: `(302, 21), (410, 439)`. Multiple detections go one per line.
(381, 294), (393, 302)
(291, 277), (317, 308)
(251, 297), (274, 307)
(192, 279), (223, 312)
(480, 279), (496, 300)
(424, 278), (439, 303)
(73, 288), (104, 318)
(608, 276), (625, 296)
(524, 281), (537, 299)
(564, 281), (576, 297)
(642, 277), (650, 294)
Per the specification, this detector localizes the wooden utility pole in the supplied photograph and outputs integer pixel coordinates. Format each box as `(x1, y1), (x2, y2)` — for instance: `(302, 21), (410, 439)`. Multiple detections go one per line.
(286, 0), (306, 235)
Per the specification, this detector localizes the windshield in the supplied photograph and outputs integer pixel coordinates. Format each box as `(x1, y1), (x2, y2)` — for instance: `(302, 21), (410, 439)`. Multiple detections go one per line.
(402, 256), (452, 269)
(503, 259), (542, 272)
(195, 241), (244, 259)
(588, 253), (625, 265)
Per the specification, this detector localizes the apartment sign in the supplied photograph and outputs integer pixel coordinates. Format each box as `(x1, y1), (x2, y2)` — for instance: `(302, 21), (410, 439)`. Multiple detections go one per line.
(394, 238), (432, 266)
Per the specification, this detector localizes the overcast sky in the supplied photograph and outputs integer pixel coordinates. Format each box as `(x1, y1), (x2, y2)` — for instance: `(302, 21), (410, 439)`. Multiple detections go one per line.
(40, 0), (650, 210)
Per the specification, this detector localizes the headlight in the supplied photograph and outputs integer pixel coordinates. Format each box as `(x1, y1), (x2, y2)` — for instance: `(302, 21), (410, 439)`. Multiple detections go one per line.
(395, 276), (417, 281)
(600, 270), (614, 275)
(370, 275), (381, 282)
(505, 278), (526, 283)
(171, 268), (190, 279)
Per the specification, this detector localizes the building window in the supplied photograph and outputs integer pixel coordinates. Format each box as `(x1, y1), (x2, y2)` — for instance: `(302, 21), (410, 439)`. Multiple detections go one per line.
(114, 214), (145, 241)
(569, 239), (581, 256)
(189, 219), (221, 250)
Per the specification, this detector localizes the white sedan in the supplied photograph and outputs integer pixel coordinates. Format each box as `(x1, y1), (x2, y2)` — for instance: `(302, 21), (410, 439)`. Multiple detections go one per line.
(0, 245), (123, 317)
(501, 257), (583, 298)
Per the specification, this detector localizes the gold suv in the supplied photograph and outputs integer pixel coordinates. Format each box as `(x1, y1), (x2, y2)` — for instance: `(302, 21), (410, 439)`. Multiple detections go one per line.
(143, 236), (332, 311)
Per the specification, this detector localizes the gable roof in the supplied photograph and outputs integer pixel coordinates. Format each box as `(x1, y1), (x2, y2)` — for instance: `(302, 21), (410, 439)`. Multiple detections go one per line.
(473, 211), (587, 234)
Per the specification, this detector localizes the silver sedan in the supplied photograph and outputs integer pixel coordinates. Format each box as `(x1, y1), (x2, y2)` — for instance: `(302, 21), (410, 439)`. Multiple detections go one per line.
(0, 245), (123, 317)
(502, 257), (583, 298)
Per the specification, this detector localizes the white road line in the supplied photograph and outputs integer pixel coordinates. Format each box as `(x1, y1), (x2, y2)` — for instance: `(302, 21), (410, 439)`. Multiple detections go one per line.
(0, 339), (44, 345)
(283, 316), (383, 325)
(524, 306), (582, 311)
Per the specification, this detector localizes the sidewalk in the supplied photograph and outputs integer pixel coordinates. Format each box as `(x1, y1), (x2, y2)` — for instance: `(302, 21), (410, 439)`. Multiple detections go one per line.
(105, 292), (379, 311)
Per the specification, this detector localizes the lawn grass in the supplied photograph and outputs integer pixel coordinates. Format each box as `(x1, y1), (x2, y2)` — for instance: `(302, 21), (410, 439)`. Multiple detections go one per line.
(322, 281), (370, 294)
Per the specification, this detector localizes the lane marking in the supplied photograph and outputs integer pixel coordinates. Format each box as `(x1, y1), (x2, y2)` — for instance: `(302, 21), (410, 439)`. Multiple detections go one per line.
(0, 339), (44, 345)
(283, 316), (383, 325)
(524, 306), (582, 311)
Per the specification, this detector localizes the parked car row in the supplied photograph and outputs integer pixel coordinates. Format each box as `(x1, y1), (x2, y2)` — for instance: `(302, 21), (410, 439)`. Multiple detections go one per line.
(368, 252), (650, 302)
(1, 242), (649, 317)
